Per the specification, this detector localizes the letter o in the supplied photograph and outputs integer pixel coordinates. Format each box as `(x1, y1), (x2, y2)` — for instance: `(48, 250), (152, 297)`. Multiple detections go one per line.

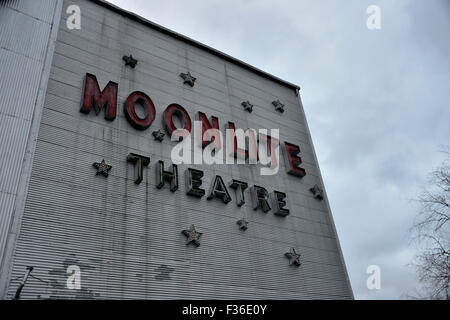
(124, 91), (156, 130)
(163, 103), (192, 140)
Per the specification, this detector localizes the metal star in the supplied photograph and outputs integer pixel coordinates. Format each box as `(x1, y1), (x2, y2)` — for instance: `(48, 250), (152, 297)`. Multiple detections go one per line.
(241, 101), (253, 113)
(93, 159), (112, 177)
(236, 218), (249, 231)
(272, 99), (285, 113)
(122, 54), (138, 68)
(155, 265), (175, 281)
(180, 72), (196, 87)
(152, 129), (165, 142)
(181, 224), (202, 246)
(309, 184), (324, 200)
(285, 248), (301, 267)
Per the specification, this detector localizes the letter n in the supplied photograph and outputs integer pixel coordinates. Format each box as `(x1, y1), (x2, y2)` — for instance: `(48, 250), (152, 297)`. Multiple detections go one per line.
(196, 111), (221, 149)
(80, 73), (118, 121)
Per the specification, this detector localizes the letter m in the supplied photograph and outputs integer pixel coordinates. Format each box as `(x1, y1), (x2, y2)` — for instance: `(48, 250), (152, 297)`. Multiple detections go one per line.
(80, 73), (118, 121)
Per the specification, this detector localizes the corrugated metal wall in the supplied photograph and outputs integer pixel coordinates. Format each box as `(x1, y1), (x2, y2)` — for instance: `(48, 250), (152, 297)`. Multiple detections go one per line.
(5, 0), (352, 299)
(0, 0), (62, 298)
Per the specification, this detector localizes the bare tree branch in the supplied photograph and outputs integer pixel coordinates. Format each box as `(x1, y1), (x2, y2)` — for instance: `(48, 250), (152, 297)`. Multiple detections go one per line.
(410, 146), (450, 299)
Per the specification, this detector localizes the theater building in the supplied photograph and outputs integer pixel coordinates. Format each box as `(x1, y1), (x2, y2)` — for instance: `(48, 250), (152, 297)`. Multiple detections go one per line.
(0, 0), (353, 299)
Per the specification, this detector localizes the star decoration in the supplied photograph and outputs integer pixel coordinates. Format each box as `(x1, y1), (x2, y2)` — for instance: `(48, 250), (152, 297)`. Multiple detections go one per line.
(93, 159), (112, 177)
(272, 99), (285, 113)
(122, 54), (138, 68)
(236, 218), (249, 231)
(181, 224), (202, 246)
(152, 129), (165, 142)
(180, 72), (196, 87)
(309, 184), (324, 200)
(155, 265), (175, 280)
(241, 101), (253, 113)
(285, 248), (301, 267)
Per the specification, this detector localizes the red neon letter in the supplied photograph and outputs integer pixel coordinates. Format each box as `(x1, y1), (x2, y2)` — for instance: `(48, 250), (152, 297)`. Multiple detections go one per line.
(226, 122), (257, 160)
(123, 91), (156, 130)
(163, 104), (192, 140)
(259, 132), (279, 166)
(196, 112), (221, 149)
(284, 142), (306, 177)
(80, 73), (118, 121)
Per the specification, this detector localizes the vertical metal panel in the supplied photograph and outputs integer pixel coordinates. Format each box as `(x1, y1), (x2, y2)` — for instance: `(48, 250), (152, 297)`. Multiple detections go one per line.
(0, 49), (43, 120)
(5, 0), (352, 299)
(0, 7), (52, 62)
(0, 0), (57, 23)
(0, 0), (62, 298)
(0, 113), (30, 256)
(0, 193), (15, 261)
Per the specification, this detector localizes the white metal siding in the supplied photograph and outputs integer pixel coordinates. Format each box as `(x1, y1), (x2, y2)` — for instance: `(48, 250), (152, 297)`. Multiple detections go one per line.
(5, 0), (352, 299)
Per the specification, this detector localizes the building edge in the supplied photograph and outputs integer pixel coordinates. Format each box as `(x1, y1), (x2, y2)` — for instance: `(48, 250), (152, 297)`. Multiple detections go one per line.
(296, 94), (354, 299)
(0, 0), (64, 299)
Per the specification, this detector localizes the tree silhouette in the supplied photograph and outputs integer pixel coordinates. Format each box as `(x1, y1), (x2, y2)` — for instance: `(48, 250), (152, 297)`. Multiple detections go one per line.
(411, 146), (450, 299)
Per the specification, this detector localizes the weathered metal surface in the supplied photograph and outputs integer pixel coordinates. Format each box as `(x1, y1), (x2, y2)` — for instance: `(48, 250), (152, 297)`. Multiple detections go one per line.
(0, 0), (63, 299)
(3, 0), (353, 299)
(91, 0), (300, 94)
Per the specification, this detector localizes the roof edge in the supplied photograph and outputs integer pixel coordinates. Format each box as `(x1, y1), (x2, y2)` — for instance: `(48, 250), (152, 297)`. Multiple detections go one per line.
(90, 0), (301, 94)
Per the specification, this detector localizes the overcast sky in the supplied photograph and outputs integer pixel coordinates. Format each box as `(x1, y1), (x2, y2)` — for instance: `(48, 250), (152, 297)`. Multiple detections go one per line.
(107, 0), (450, 299)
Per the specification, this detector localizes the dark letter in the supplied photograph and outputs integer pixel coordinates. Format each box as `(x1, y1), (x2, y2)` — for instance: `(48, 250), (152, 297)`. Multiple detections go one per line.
(229, 179), (248, 207)
(207, 175), (231, 203)
(156, 160), (178, 192)
(185, 168), (205, 197)
(271, 191), (289, 217)
(127, 153), (150, 184)
(250, 185), (271, 213)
